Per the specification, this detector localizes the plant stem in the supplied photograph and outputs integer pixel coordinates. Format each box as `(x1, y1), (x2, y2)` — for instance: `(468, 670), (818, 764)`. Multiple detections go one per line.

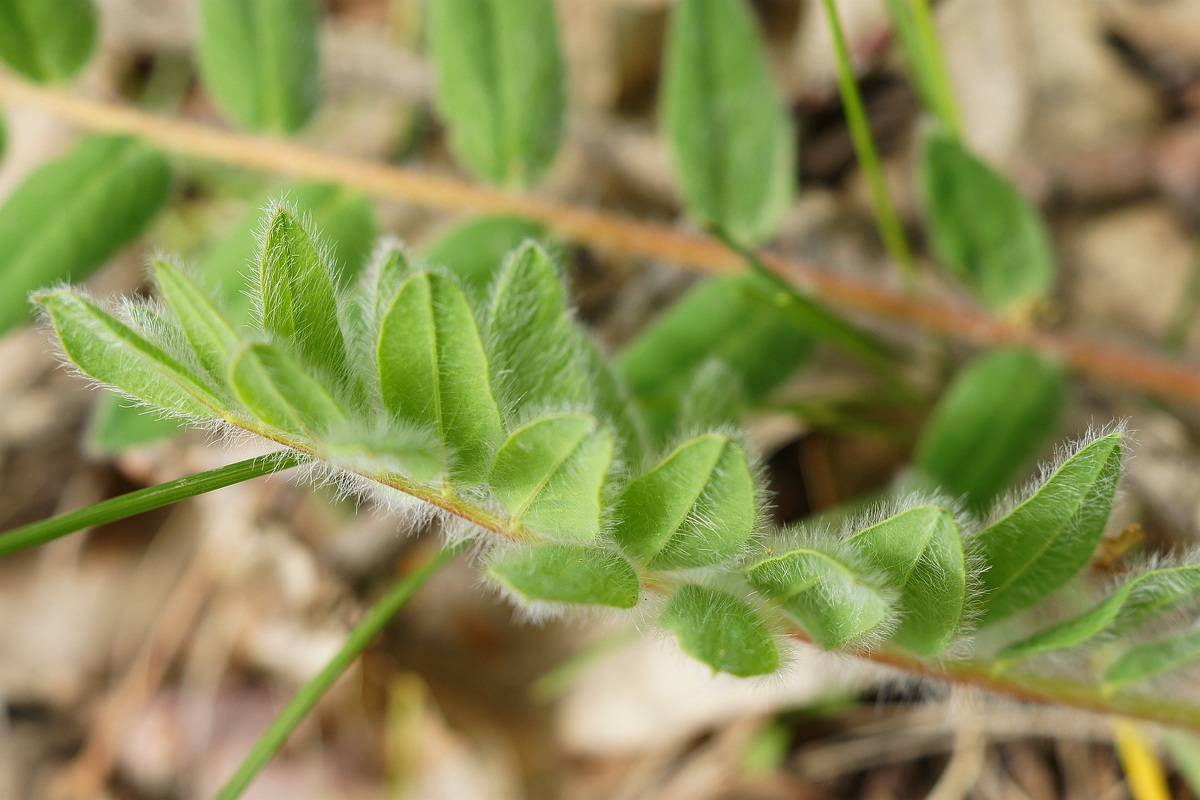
(0, 450), (306, 558)
(3, 77), (1200, 406)
(215, 542), (462, 800)
(819, 0), (918, 291)
(909, 0), (962, 137)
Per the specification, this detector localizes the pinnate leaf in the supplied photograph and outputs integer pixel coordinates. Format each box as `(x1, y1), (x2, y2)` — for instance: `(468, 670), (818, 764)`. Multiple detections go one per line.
(318, 426), (444, 483)
(197, 0), (321, 133)
(1105, 630), (1200, 691)
(376, 272), (502, 484)
(976, 431), (1125, 626)
(661, 0), (794, 242)
(0, 0), (96, 82)
(614, 434), (756, 570)
(423, 215), (549, 293)
(0, 135), (169, 336)
(429, 0), (565, 186)
(231, 343), (346, 437)
(152, 260), (240, 383)
(660, 585), (780, 677)
(489, 413), (613, 543)
(850, 505), (966, 656)
(488, 544), (639, 608)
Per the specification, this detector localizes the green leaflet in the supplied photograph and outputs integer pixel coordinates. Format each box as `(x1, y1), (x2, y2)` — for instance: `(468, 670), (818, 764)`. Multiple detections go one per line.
(487, 242), (590, 412)
(1000, 565), (1200, 662)
(660, 585), (780, 677)
(428, 0), (565, 187)
(976, 432), (1125, 626)
(745, 545), (891, 650)
(34, 290), (220, 420)
(1105, 630), (1200, 691)
(254, 207), (348, 378)
(849, 505), (966, 656)
(488, 544), (639, 608)
(489, 413), (614, 543)
(89, 395), (186, 454)
(423, 215), (549, 294)
(920, 129), (1055, 310)
(152, 260), (241, 384)
(916, 348), (1067, 510)
(203, 183), (377, 320)
(618, 274), (814, 439)
(614, 433), (755, 570)
(317, 427), (444, 484)
(582, 338), (652, 468)
(661, 0), (795, 242)
(376, 272), (503, 484)
(197, 0), (321, 133)
(0, 135), (169, 336)
(0, 0), (96, 82)
(678, 360), (742, 434)
(230, 343), (346, 437)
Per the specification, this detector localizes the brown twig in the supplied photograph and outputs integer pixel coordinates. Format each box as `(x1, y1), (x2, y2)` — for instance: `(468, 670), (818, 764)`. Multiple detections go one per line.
(2, 74), (1199, 404)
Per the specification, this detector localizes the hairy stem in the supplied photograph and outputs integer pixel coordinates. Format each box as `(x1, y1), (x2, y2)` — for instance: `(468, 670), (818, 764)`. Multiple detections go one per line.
(216, 541), (462, 800)
(3, 76), (1200, 405)
(0, 450), (306, 557)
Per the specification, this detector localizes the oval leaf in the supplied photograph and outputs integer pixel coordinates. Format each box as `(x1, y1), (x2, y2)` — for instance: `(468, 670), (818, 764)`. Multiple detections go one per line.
(0, 135), (169, 335)
(376, 272), (503, 484)
(1106, 630), (1200, 692)
(423, 215), (549, 294)
(661, 585), (780, 677)
(916, 348), (1067, 510)
(488, 544), (639, 609)
(429, 0), (565, 186)
(614, 434), (756, 570)
(197, 0), (321, 133)
(849, 505), (966, 656)
(0, 0), (96, 82)
(489, 413), (614, 543)
(152, 260), (241, 384)
(976, 431), (1125, 626)
(230, 343), (346, 437)
(661, 0), (795, 242)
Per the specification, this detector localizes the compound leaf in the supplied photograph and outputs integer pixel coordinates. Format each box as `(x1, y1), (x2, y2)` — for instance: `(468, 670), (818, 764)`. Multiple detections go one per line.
(152, 260), (240, 383)
(423, 215), (549, 294)
(488, 544), (639, 608)
(1000, 565), (1200, 662)
(0, 135), (169, 336)
(678, 360), (742, 434)
(489, 413), (613, 543)
(614, 433), (755, 570)
(1106, 630), (1200, 692)
(318, 426), (444, 483)
(660, 584), (780, 677)
(197, 0), (321, 133)
(850, 505), (966, 656)
(0, 0), (96, 82)
(921, 129), (1055, 310)
(429, 0), (565, 186)
(976, 431), (1125, 626)
(916, 348), (1067, 510)
(89, 395), (186, 454)
(661, 0), (794, 242)
(377, 272), (502, 484)
(231, 343), (346, 437)
(35, 290), (220, 420)
(582, 339), (651, 467)
(746, 545), (891, 650)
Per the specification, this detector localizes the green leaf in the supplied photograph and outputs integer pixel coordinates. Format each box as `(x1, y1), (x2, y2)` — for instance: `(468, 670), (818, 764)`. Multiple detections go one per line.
(0, 135), (169, 336)
(486, 242), (590, 411)
(428, 0), (565, 187)
(0, 0), (96, 82)
(920, 129), (1055, 310)
(661, 0), (795, 242)
(745, 545), (892, 650)
(203, 184), (377, 320)
(582, 338), (651, 467)
(230, 343), (346, 437)
(197, 0), (321, 133)
(254, 207), (348, 377)
(488, 544), (639, 608)
(976, 431), (1125, 626)
(1106, 630), (1200, 691)
(89, 393), (187, 454)
(660, 585), (779, 677)
(34, 290), (221, 420)
(489, 413), (614, 543)
(849, 505), (966, 655)
(618, 274), (814, 439)
(999, 565), (1200, 662)
(422, 215), (549, 294)
(318, 426), (444, 483)
(152, 259), (241, 383)
(678, 360), (742, 434)
(377, 272), (503, 484)
(916, 348), (1067, 510)
(614, 433), (756, 570)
